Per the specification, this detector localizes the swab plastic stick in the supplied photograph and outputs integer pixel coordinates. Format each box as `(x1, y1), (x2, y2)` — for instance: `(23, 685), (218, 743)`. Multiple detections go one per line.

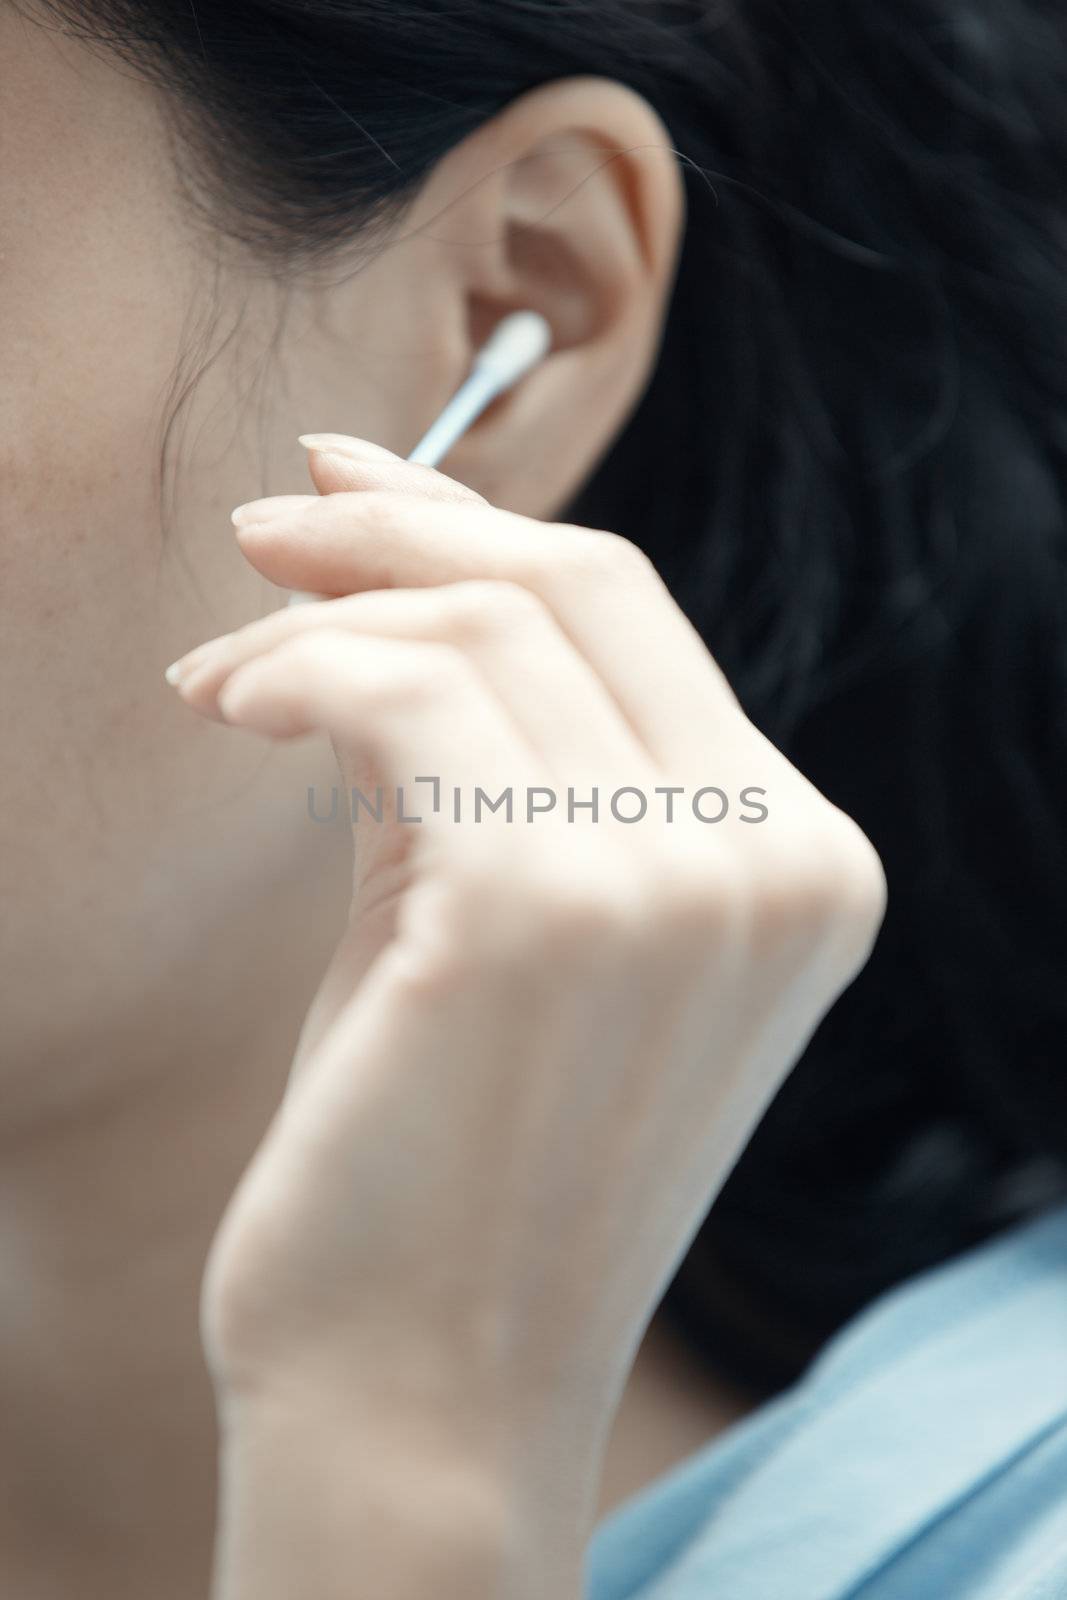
(287, 310), (552, 607)
(407, 310), (552, 466)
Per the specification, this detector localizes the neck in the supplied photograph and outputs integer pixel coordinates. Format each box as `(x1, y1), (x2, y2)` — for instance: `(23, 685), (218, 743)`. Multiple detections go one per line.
(0, 817), (351, 1599)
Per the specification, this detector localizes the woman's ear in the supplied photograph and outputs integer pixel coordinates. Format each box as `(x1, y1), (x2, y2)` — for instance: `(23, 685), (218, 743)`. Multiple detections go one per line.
(397, 76), (687, 517)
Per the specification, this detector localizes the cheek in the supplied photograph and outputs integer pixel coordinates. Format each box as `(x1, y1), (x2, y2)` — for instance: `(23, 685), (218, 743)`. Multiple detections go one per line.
(0, 10), (242, 837)
(0, 5), (206, 690)
(0, 264), (238, 888)
(0, 348), (172, 789)
(0, 226), (193, 688)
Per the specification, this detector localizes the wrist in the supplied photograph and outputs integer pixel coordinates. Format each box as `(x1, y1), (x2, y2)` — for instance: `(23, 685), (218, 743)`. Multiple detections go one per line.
(212, 1381), (594, 1600)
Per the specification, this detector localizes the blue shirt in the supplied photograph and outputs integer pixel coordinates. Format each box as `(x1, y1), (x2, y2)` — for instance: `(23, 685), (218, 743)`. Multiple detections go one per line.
(587, 1201), (1067, 1600)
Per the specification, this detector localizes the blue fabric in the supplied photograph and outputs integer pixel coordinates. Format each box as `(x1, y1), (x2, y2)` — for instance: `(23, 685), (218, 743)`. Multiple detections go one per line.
(586, 1201), (1067, 1600)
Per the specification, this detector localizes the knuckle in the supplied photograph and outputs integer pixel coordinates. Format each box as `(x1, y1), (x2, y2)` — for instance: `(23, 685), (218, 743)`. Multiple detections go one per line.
(825, 813), (889, 941)
(749, 809), (887, 949)
(365, 639), (475, 713)
(354, 488), (420, 544)
(646, 843), (750, 940)
(529, 862), (647, 949)
(387, 922), (487, 1002)
(277, 627), (349, 672)
(445, 579), (549, 642)
(381, 870), (503, 999)
(451, 845), (653, 968)
(558, 525), (658, 585)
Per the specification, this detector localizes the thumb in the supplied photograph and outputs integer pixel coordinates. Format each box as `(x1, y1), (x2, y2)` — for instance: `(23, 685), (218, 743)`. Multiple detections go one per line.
(298, 432), (487, 504)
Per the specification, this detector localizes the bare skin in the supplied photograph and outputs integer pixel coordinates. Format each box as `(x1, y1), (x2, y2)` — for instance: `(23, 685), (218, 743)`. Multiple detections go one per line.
(597, 1315), (750, 1517)
(0, 11), (881, 1597)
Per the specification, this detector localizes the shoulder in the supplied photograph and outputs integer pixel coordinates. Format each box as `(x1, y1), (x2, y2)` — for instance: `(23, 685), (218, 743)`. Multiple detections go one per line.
(588, 1201), (1067, 1600)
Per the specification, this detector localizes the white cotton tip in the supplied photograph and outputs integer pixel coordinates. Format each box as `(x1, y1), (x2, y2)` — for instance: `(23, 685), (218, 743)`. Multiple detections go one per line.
(473, 310), (552, 388)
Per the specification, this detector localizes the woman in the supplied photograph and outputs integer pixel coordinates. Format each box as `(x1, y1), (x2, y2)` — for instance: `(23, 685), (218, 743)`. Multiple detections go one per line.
(2, 1), (1065, 1596)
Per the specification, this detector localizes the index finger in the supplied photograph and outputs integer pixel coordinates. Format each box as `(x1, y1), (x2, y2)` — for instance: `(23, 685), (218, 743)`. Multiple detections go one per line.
(233, 485), (741, 764)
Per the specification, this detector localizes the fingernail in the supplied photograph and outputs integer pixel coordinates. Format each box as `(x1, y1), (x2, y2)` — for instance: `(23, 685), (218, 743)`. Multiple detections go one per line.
(231, 494), (318, 528)
(298, 433), (401, 463)
(163, 634), (232, 686)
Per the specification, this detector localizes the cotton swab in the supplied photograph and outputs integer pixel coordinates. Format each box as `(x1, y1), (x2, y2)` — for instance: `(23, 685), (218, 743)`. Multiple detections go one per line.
(287, 310), (552, 607)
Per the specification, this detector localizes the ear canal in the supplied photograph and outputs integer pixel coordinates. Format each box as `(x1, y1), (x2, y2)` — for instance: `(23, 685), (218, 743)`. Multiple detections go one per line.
(408, 309), (552, 466)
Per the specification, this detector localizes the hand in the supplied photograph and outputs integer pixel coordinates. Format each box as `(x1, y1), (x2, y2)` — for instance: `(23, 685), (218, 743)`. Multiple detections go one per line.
(169, 437), (885, 1592)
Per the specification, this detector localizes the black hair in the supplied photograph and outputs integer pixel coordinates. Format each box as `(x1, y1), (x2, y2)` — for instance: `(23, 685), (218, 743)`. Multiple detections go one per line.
(33, 0), (1067, 1394)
